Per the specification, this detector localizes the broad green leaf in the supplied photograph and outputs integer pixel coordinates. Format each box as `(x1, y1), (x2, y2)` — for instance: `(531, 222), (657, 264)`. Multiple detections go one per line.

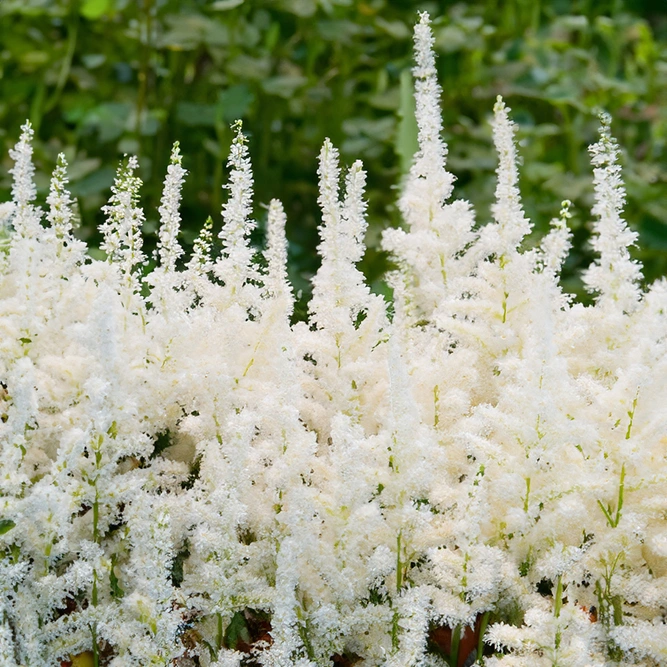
(224, 611), (250, 650)
(0, 519), (16, 535)
(211, 0), (244, 9)
(177, 102), (217, 127)
(262, 75), (307, 99)
(218, 85), (254, 123)
(80, 0), (111, 20)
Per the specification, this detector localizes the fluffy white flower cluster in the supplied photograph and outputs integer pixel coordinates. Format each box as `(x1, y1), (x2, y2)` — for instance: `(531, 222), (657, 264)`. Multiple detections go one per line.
(1, 12), (666, 667)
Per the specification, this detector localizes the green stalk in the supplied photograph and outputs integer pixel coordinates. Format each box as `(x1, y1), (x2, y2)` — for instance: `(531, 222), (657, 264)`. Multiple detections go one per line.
(450, 625), (461, 667)
(91, 569), (99, 667)
(477, 611), (490, 664)
(217, 612), (223, 652)
(396, 531), (402, 592)
(91, 621), (99, 667)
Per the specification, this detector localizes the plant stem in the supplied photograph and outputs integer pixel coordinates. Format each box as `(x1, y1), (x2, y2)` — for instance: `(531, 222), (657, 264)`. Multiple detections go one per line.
(450, 624), (461, 667)
(477, 611), (490, 664)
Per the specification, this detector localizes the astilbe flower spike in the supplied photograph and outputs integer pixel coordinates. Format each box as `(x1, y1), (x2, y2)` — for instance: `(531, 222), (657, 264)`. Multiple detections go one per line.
(157, 142), (186, 273)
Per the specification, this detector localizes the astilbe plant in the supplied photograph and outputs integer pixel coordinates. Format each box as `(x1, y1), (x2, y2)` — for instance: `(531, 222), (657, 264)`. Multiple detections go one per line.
(1, 12), (667, 667)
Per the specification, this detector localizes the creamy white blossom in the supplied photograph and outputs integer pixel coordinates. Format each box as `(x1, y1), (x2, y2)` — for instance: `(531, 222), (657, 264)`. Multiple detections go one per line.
(0, 13), (663, 667)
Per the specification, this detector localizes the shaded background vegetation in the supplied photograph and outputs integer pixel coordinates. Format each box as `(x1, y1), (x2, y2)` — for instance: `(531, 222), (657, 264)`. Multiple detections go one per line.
(1, 0), (666, 316)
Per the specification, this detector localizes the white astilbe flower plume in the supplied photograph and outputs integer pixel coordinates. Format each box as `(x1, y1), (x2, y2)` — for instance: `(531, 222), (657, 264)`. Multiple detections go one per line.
(583, 112), (642, 311)
(100, 156), (146, 278)
(482, 95), (531, 254)
(46, 153), (75, 240)
(400, 11), (454, 224)
(157, 141), (186, 272)
(215, 120), (261, 311)
(311, 140), (355, 324)
(385, 11), (476, 322)
(310, 144), (375, 326)
(8, 121), (41, 238)
(2, 14), (667, 667)
(264, 198), (292, 308)
(189, 215), (214, 276)
(539, 199), (573, 278)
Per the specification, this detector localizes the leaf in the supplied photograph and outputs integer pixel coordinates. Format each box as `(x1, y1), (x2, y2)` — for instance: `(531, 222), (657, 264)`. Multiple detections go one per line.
(211, 0), (244, 9)
(0, 519), (15, 535)
(218, 85), (254, 123)
(80, 0), (111, 20)
(109, 554), (124, 599)
(262, 75), (307, 99)
(276, 0), (316, 17)
(224, 611), (251, 650)
(176, 102), (216, 127)
(82, 102), (131, 143)
(375, 18), (410, 40)
(70, 167), (115, 198)
(158, 14), (229, 50)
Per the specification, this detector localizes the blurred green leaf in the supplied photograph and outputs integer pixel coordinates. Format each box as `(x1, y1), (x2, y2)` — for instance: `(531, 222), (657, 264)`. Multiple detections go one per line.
(224, 612), (250, 650)
(82, 102), (131, 143)
(177, 102), (217, 127)
(262, 76), (307, 98)
(218, 85), (254, 123)
(0, 519), (16, 535)
(81, 0), (112, 20)
(71, 167), (116, 197)
(211, 0), (245, 9)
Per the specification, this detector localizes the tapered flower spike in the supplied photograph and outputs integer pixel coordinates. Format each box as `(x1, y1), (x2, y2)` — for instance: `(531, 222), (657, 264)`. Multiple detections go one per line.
(397, 11), (455, 236)
(8, 121), (41, 238)
(583, 112), (642, 311)
(540, 200), (573, 277)
(100, 155), (146, 277)
(490, 96), (531, 252)
(190, 215), (213, 270)
(157, 142), (186, 272)
(215, 120), (259, 296)
(264, 198), (291, 306)
(409, 12), (452, 196)
(317, 137), (342, 238)
(46, 153), (75, 240)
(341, 159), (368, 265)
(311, 140), (374, 323)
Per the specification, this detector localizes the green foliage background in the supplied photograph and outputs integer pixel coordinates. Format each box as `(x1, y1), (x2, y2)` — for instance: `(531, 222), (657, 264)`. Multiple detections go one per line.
(1, 0), (666, 314)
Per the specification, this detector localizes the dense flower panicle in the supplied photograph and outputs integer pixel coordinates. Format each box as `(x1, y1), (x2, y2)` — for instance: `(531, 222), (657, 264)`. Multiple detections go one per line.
(189, 214), (214, 277)
(264, 198), (291, 308)
(157, 142), (186, 272)
(539, 199), (573, 278)
(404, 12), (454, 212)
(46, 153), (75, 240)
(583, 112), (642, 311)
(8, 121), (41, 239)
(0, 14), (664, 667)
(486, 96), (532, 253)
(100, 156), (146, 277)
(214, 120), (262, 312)
(386, 13), (476, 323)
